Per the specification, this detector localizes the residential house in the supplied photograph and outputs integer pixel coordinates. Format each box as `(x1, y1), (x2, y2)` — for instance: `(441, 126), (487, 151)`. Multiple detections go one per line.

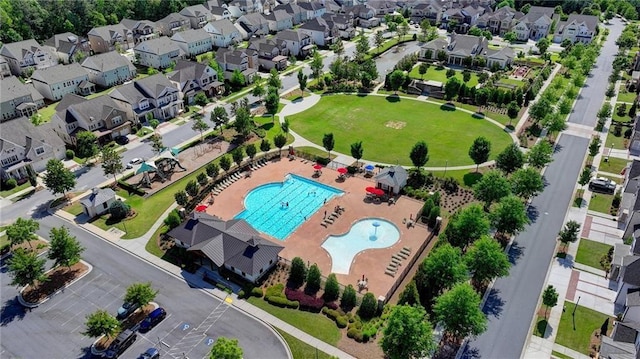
(0, 58), (11, 78)
(180, 4), (214, 29)
(322, 13), (356, 40)
(633, 52), (640, 72)
(263, 9), (294, 33)
(512, 6), (556, 41)
(228, 0), (264, 14)
(410, 1), (443, 25)
(31, 63), (94, 101)
(134, 37), (185, 70)
(167, 212), (284, 283)
(215, 48), (258, 82)
(167, 60), (225, 103)
(273, 3), (307, 24)
(420, 33), (513, 69)
(553, 14), (599, 44)
(441, 5), (486, 33)
(204, 19), (242, 48)
(247, 38), (288, 70)
(275, 30), (314, 58)
(476, 6), (522, 36)
(629, 122), (640, 157)
(236, 13), (270, 38)
(300, 17), (338, 47)
(0, 39), (57, 77)
(87, 24), (133, 54)
(0, 120), (65, 180)
(1, 76), (44, 122)
(156, 13), (192, 36)
(631, 71), (640, 90)
(43, 32), (90, 64)
(51, 94), (132, 145)
(120, 19), (160, 44)
(367, 0), (398, 17)
(599, 319), (640, 359)
(80, 188), (116, 218)
(343, 4), (380, 28)
(110, 74), (183, 122)
(81, 51), (136, 88)
(171, 28), (213, 57)
(209, 6), (232, 21)
(298, 0), (326, 20)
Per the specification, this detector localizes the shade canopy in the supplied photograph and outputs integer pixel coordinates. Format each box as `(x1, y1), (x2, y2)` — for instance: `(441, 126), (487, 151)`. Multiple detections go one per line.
(313, 164), (323, 170)
(366, 187), (384, 196)
(364, 164), (375, 171)
(337, 167), (348, 174)
(135, 161), (157, 175)
(195, 204), (208, 212)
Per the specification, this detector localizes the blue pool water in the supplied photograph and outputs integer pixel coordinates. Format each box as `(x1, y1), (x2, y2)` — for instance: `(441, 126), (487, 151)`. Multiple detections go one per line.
(235, 174), (343, 240)
(321, 218), (400, 275)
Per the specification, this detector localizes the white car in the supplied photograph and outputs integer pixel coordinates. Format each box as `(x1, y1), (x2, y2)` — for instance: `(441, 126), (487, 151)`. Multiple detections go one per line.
(126, 158), (143, 169)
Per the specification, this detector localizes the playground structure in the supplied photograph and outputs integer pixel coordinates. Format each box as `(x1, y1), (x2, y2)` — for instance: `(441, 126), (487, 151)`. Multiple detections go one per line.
(136, 148), (187, 188)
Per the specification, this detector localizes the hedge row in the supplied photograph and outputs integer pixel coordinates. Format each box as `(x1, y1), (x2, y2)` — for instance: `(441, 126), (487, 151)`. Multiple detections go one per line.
(285, 288), (324, 312)
(322, 307), (348, 328)
(265, 295), (299, 309)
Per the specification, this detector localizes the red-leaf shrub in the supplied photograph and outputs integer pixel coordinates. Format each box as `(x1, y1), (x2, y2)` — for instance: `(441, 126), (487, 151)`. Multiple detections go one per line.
(285, 288), (323, 311)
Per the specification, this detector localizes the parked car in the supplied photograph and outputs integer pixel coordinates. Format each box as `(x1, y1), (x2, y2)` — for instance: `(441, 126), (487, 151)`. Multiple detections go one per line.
(588, 177), (617, 194)
(117, 302), (140, 319)
(139, 307), (167, 332)
(137, 347), (160, 359)
(105, 329), (137, 358)
(126, 158), (143, 169)
(115, 136), (130, 145)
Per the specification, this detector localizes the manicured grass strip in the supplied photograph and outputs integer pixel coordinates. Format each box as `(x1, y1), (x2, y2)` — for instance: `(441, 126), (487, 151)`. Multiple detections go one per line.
(0, 181), (32, 198)
(588, 192), (614, 214)
(575, 239), (612, 269)
(598, 156), (629, 176)
(607, 126), (628, 150)
(617, 91), (638, 103)
(613, 103), (633, 123)
(431, 169), (484, 188)
(409, 66), (479, 88)
(64, 201), (85, 216)
(551, 350), (573, 359)
(145, 224), (168, 258)
(275, 328), (335, 359)
(288, 95), (512, 167)
(246, 297), (341, 346)
(556, 302), (613, 355)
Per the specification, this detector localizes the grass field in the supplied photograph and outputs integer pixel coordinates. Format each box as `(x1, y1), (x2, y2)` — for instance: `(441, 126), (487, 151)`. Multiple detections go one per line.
(617, 90), (638, 103)
(575, 239), (612, 269)
(288, 95), (513, 167)
(556, 302), (613, 355)
(246, 297), (341, 345)
(409, 65), (480, 88)
(275, 328), (334, 359)
(588, 192), (614, 214)
(598, 156), (629, 176)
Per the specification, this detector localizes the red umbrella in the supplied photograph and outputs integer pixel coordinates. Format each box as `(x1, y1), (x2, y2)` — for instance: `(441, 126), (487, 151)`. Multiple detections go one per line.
(337, 167), (348, 174)
(365, 187), (377, 194)
(313, 164), (323, 170)
(372, 188), (385, 196)
(195, 204), (207, 212)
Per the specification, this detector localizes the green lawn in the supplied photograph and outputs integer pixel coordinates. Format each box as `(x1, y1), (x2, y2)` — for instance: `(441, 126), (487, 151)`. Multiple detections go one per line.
(607, 126), (628, 150)
(0, 234), (8, 247)
(288, 95), (513, 167)
(556, 302), (613, 355)
(497, 77), (525, 88)
(145, 224), (168, 258)
(613, 103), (633, 122)
(38, 102), (58, 122)
(452, 101), (513, 126)
(0, 181), (32, 198)
(275, 328), (335, 359)
(598, 156), (629, 175)
(575, 239), (613, 269)
(551, 350), (573, 359)
(246, 297), (341, 346)
(431, 168), (484, 188)
(86, 87), (113, 99)
(409, 65), (480, 88)
(588, 192), (614, 214)
(617, 91), (638, 103)
(64, 201), (85, 216)
(294, 146), (337, 161)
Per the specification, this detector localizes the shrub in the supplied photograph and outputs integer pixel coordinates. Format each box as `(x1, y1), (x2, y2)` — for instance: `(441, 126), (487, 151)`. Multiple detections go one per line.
(266, 295), (299, 309)
(174, 191), (188, 206)
(336, 315), (348, 328)
(4, 178), (17, 190)
(251, 287), (264, 298)
(428, 206), (440, 228)
(285, 288), (324, 311)
(341, 284), (357, 311)
(614, 123), (623, 137)
(253, 128), (267, 138)
(324, 301), (339, 310)
(164, 209), (181, 229)
(238, 290), (245, 298)
(420, 198), (434, 220)
(265, 283), (285, 298)
(358, 292), (378, 320)
(185, 180), (199, 197)
(442, 177), (459, 193)
(347, 328), (364, 342)
(109, 200), (131, 221)
(65, 149), (75, 159)
(323, 273), (340, 302)
(206, 163), (220, 178)
(613, 191), (622, 208)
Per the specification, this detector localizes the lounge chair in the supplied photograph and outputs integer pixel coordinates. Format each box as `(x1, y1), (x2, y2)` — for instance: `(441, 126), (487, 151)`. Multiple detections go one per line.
(385, 269), (395, 277)
(400, 248), (411, 256)
(391, 254), (403, 262)
(388, 262), (398, 269)
(385, 265), (397, 273)
(324, 218), (334, 225)
(402, 246), (412, 253)
(329, 212), (339, 219)
(390, 258), (402, 266)
(397, 252), (408, 260)
(321, 222), (328, 228)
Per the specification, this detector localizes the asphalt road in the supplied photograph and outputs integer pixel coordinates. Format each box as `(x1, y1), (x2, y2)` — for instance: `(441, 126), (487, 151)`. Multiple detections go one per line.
(0, 215), (288, 359)
(461, 18), (625, 359)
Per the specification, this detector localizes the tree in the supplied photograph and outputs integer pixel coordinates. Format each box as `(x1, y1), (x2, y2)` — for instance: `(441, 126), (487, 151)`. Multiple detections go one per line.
(444, 77), (462, 100)
(331, 37), (345, 56)
(268, 68), (281, 89)
(124, 282), (158, 308)
(322, 133), (335, 158)
(83, 310), (120, 340)
(465, 236), (510, 288)
(577, 167), (592, 197)
(219, 156), (231, 172)
(529, 97), (552, 122)
(433, 283), (487, 341)
(231, 148), (244, 167)
(528, 141), (554, 169)
(589, 136), (601, 157)
(150, 133), (164, 154)
(192, 116), (210, 142)
(510, 167), (544, 199)
(310, 51), (323, 78)
(101, 146), (123, 184)
(495, 143), (525, 174)
(418, 62), (429, 79)
(374, 31), (384, 53)
(468, 26), (482, 36)
(260, 139), (271, 153)
(7, 217), (39, 250)
(350, 141), (364, 167)
(558, 220), (580, 250)
(507, 101), (520, 126)
(381, 305), (436, 359)
(358, 292), (378, 319)
(415, 243), (468, 307)
(397, 280), (421, 307)
(7, 249), (47, 288)
(209, 337), (243, 359)
(541, 285), (558, 319)
(30, 113), (44, 126)
(473, 171), (512, 210)
(234, 107), (253, 140)
(75, 131), (98, 159)
(355, 29), (370, 61)
(323, 273), (340, 302)
(388, 70), (405, 93)
(537, 38), (551, 57)
(264, 87), (280, 116)
(397, 22), (409, 41)
(211, 106), (229, 130)
(446, 68), (456, 78)
(251, 78), (265, 101)
(274, 134), (287, 156)
(521, 3), (531, 13)
(109, 200), (130, 221)
(43, 159), (76, 198)
(303, 263), (321, 294)
(443, 204), (491, 249)
(244, 144), (257, 164)
(289, 257), (306, 288)
(48, 226), (84, 268)
(503, 31), (517, 43)
(491, 195), (529, 237)
(297, 70), (307, 93)
(468, 137), (491, 172)
(174, 190), (188, 206)
(341, 284), (357, 310)
(409, 141), (429, 168)
(462, 70), (471, 82)
(194, 92), (208, 107)
(149, 118), (160, 131)
(230, 69), (245, 90)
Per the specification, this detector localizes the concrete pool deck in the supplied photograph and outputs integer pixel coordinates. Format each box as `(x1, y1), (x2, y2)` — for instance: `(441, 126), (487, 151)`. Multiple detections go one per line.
(204, 156), (432, 299)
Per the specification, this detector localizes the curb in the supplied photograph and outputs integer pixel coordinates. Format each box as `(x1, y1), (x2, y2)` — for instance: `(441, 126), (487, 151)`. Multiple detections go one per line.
(18, 259), (93, 308)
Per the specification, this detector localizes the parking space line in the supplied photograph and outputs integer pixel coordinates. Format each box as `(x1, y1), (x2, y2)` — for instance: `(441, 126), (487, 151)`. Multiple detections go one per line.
(166, 302), (230, 358)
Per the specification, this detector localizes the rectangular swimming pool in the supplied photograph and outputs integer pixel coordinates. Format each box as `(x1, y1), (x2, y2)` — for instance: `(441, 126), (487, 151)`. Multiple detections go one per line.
(234, 174), (343, 240)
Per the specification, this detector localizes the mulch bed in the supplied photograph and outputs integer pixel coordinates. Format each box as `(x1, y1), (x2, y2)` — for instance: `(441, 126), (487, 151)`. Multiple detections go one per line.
(4, 239), (48, 257)
(95, 304), (155, 351)
(22, 261), (88, 304)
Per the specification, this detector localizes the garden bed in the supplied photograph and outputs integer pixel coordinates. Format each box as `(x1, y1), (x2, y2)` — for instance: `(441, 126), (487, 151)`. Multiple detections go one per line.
(22, 261), (89, 304)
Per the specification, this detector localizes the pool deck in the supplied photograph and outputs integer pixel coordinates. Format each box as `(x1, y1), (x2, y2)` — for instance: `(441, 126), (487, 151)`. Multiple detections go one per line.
(204, 157), (431, 299)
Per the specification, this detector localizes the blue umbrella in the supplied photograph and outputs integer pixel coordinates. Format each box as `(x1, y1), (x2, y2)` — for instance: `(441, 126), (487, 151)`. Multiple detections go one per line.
(365, 164), (375, 171)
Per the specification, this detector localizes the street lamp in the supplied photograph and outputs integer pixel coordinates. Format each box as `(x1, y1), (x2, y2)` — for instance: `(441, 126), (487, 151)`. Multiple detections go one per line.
(572, 296), (581, 330)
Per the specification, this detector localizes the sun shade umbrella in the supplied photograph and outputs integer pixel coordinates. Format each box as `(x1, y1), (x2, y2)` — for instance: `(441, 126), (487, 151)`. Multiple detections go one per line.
(366, 187), (377, 194)
(313, 164), (323, 170)
(337, 167), (348, 174)
(195, 204), (207, 212)
(364, 164), (375, 171)
(372, 188), (385, 196)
